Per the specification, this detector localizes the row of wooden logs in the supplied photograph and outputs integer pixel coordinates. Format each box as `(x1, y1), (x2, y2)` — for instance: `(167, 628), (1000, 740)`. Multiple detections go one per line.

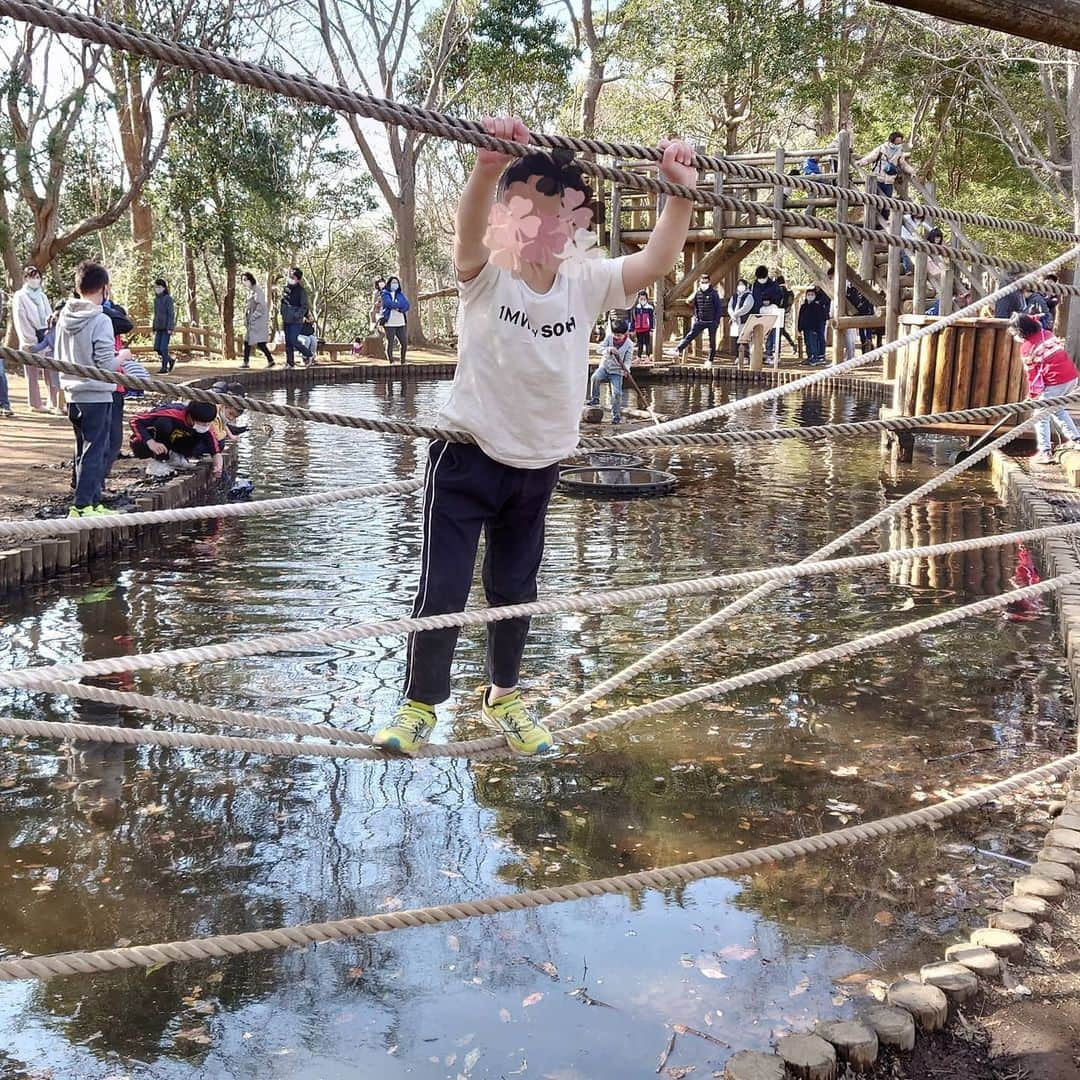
(723, 779), (1080, 1079)
(893, 317), (1024, 420)
(0, 462), (222, 597)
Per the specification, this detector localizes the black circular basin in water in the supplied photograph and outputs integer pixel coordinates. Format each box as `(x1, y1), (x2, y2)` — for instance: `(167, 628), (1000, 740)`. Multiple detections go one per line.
(560, 451), (645, 471)
(557, 465), (677, 498)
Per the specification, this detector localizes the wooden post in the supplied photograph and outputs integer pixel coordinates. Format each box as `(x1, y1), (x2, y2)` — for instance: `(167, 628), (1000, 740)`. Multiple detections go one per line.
(940, 236), (956, 317)
(712, 170), (724, 240)
(859, 177), (876, 285)
(831, 130), (851, 365)
(654, 191), (666, 357)
(610, 164), (622, 258)
(772, 147), (786, 243)
(884, 211), (903, 377)
(749, 321), (766, 371)
(913, 249), (928, 314)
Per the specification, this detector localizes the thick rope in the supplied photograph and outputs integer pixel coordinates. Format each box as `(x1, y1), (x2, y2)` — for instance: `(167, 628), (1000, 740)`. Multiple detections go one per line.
(2, 745), (1076, 982)
(6, 245), (1073, 460)
(543, 410), (1042, 729)
(0, 393), (1072, 541)
(2, 0), (1077, 255)
(4, 570), (1076, 764)
(603, 249), (1080, 442)
(2, 505), (1069, 694)
(24, 516), (1080, 749)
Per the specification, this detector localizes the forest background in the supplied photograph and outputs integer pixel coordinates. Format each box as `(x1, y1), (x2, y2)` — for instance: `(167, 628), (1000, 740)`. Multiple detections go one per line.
(2, 0), (1080, 357)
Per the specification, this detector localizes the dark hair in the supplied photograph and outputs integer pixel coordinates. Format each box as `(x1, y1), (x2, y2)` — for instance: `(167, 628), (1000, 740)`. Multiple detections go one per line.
(23, 265), (40, 279)
(154, 277), (168, 290)
(242, 272), (256, 287)
(774, 274), (786, 285)
(375, 278), (385, 286)
(736, 278), (749, 288)
(497, 149), (593, 211)
(611, 318), (629, 335)
(289, 267), (303, 280)
(754, 265), (769, 280)
(187, 401), (217, 423)
(636, 290), (649, 300)
(889, 131), (904, 143)
(1046, 273), (1059, 283)
(74, 261), (109, 296)
(1009, 312), (1043, 341)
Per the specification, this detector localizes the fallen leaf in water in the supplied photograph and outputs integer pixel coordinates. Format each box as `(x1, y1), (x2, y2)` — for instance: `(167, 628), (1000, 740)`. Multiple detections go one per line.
(233, 842), (252, 853)
(697, 962), (727, 980)
(205, 972), (224, 985)
(831, 766), (859, 777)
(380, 896), (404, 911)
(835, 971), (873, 985)
(447, 935), (460, 953)
(439, 869), (463, 879)
(347, 967), (364, 979)
(665, 1068), (696, 1079)
(463, 1047), (481, 1072)
(539, 961), (558, 979)
(139, 803), (167, 816)
(789, 977), (810, 997)
(499, 1008), (512, 1023)
(522, 992), (544, 1008)
(30, 884), (52, 893)
(717, 945), (757, 962)
(873, 911), (895, 926)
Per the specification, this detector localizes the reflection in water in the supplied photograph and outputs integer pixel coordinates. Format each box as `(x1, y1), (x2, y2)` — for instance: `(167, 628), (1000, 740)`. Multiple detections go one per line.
(0, 378), (1073, 1077)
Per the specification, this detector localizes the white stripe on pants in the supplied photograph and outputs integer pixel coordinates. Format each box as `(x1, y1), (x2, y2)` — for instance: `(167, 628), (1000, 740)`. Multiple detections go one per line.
(1035, 378), (1080, 452)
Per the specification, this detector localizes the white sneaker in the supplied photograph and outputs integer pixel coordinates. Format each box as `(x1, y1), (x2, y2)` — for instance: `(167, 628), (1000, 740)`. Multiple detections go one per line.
(146, 460), (174, 478)
(166, 451), (198, 470)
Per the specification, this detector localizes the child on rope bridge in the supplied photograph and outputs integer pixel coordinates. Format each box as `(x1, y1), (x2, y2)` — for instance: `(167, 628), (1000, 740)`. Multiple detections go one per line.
(372, 117), (696, 756)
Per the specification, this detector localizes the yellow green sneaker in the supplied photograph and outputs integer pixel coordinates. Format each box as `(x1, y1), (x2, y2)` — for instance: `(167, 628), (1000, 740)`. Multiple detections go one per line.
(373, 700), (436, 756)
(481, 688), (553, 756)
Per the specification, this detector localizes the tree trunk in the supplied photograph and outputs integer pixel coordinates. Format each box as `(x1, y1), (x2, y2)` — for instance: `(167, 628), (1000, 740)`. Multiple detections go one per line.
(180, 207), (199, 326)
(581, 55), (604, 138)
(1066, 60), (1080, 357)
(394, 158), (426, 346)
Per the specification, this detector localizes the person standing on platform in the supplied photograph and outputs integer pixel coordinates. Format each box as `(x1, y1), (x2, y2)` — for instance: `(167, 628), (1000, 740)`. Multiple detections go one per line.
(675, 274), (723, 366)
(587, 318), (634, 424)
(241, 272), (274, 368)
(857, 131), (912, 200)
(798, 285), (830, 367)
(728, 279), (754, 366)
(151, 278), (176, 373)
(631, 291), (655, 359)
(56, 262), (122, 518)
(280, 268), (314, 368)
(1009, 312), (1080, 465)
(14, 265), (61, 413)
(380, 276), (411, 363)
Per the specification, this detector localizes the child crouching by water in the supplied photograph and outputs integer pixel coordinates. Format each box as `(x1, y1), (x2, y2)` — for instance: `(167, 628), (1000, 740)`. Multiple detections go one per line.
(1008, 312), (1080, 465)
(371, 117), (696, 756)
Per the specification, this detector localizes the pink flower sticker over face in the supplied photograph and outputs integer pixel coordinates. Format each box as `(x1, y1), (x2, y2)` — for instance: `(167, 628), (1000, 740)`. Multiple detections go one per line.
(484, 183), (596, 273)
(484, 196), (541, 273)
(555, 227), (602, 278)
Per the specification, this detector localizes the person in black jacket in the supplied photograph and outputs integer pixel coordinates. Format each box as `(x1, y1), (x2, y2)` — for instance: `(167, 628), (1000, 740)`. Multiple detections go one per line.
(129, 400), (224, 479)
(280, 267), (314, 368)
(797, 285), (830, 366)
(748, 266), (784, 362)
(675, 274), (724, 366)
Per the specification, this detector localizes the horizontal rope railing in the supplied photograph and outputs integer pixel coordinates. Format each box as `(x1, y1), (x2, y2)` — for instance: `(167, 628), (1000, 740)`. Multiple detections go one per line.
(2, 745), (1076, 982)
(4, 569), (1077, 765)
(6, 244), (1073, 464)
(3, 0), (1076, 260)
(2, 508), (1071, 694)
(0, 393), (1072, 541)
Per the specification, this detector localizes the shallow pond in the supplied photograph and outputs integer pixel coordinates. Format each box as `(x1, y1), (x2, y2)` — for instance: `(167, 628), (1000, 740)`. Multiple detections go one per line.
(0, 376), (1073, 1079)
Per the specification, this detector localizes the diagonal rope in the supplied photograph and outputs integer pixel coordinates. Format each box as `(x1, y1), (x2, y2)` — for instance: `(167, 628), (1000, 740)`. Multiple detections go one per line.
(4, 570), (1077, 763)
(2, 0), (1078, 256)
(541, 409), (1044, 730)
(1, 744), (1076, 982)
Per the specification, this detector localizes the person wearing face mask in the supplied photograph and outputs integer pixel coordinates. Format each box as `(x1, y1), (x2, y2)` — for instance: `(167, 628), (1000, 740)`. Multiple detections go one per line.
(857, 131), (914, 226)
(241, 272), (274, 368)
(14, 264), (61, 413)
(151, 278), (176, 373)
(674, 274), (723, 367)
(128, 399), (223, 479)
(280, 267), (313, 368)
(727, 280), (754, 366)
(797, 285), (830, 367)
(371, 277), (386, 329)
(630, 291), (655, 359)
(379, 275), (411, 363)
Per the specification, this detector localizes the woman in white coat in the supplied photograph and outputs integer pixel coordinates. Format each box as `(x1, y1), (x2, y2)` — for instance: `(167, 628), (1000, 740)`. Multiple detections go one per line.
(13, 265), (61, 412)
(241, 272), (274, 368)
(728, 279), (754, 367)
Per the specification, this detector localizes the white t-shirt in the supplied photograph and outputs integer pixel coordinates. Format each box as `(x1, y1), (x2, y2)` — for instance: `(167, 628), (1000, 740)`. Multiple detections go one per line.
(439, 256), (632, 468)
